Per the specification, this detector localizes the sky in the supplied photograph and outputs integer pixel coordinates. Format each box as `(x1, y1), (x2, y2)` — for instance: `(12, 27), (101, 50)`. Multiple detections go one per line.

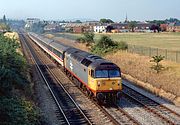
(0, 0), (180, 22)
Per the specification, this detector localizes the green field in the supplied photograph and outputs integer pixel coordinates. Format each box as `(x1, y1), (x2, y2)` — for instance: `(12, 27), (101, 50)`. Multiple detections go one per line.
(56, 32), (180, 51)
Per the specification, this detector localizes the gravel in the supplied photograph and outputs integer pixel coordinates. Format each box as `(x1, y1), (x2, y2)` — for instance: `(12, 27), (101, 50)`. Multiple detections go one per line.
(123, 79), (180, 115)
(118, 96), (167, 125)
(33, 66), (63, 125)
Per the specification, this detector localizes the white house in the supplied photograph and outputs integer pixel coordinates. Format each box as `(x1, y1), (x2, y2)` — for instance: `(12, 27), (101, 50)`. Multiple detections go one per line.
(93, 25), (107, 33)
(25, 18), (40, 29)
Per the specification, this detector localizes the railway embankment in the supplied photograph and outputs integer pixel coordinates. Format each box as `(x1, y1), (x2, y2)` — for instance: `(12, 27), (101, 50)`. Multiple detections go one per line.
(0, 32), (41, 125)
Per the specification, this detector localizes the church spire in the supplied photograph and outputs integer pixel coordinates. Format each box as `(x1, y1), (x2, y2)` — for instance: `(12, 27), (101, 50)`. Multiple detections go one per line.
(125, 13), (128, 23)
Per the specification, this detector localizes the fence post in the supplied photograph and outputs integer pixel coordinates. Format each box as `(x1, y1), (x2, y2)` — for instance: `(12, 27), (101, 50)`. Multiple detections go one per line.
(133, 45), (135, 54)
(165, 49), (167, 60)
(141, 47), (143, 55)
(149, 47), (151, 57)
(176, 51), (178, 63)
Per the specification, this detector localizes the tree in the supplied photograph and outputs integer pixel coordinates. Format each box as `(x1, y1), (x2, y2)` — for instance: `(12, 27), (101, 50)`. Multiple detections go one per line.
(106, 25), (114, 32)
(150, 55), (165, 73)
(165, 18), (179, 23)
(100, 19), (114, 23)
(96, 35), (116, 48)
(30, 22), (45, 33)
(150, 24), (161, 33)
(128, 21), (137, 32)
(74, 20), (82, 23)
(3, 15), (7, 24)
(76, 32), (95, 46)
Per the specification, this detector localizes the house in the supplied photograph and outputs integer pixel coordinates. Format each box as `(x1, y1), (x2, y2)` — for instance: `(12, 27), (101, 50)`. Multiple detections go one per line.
(110, 23), (129, 32)
(93, 24), (107, 33)
(25, 18), (40, 29)
(63, 22), (98, 33)
(109, 22), (152, 33)
(111, 29), (119, 33)
(26, 18), (40, 25)
(134, 23), (152, 32)
(167, 22), (180, 32)
(73, 26), (84, 33)
(44, 24), (63, 32)
(160, 24), (168, 31)
(174, 22), (180, 32)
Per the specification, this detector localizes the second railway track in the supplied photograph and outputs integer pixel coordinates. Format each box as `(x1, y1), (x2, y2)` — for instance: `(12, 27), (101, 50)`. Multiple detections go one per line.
(122, 84), (180, 125)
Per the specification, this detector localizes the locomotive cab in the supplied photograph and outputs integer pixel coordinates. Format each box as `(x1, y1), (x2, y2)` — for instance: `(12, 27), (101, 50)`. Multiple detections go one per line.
(88, 62), (122, 102)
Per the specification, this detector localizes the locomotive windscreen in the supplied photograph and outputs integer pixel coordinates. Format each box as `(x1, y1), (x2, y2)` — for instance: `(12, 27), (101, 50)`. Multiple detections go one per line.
(95, 69), (120, 78)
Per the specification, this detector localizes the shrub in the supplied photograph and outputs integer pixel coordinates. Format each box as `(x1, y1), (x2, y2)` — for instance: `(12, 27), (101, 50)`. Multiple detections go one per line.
(96, 35), (117, 48)
(0, 34), (28, 95)
(76, 32), (95, 46)
(150, 55), (165, 73)
(0, 97), (40, 125)
(91, 35), (127, 55)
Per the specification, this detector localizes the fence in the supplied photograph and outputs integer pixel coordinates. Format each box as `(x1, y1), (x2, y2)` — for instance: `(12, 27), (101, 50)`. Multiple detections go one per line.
(127, 44), (180, 63)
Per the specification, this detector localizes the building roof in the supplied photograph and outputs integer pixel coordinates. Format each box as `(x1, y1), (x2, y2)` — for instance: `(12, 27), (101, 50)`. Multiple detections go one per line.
(168, 23), (175, 27)
(175, 22), (180, 26)
(44, 24), (59, 29)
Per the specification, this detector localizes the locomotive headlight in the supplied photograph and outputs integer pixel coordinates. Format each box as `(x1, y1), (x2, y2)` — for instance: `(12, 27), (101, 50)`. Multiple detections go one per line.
(97, 81), (101, 87)
(118, 80), (121, 86)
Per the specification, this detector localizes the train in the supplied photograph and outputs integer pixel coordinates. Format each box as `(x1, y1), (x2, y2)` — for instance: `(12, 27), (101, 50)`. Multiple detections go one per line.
(28, 32), (122, 103)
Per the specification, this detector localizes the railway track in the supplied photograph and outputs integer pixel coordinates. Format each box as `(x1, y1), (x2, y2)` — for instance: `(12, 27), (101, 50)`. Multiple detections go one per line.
(122, 84), (180, 125)
(78, 87), (141, 125)
(22, 32), (142, 125)
(20, 33), (93, 125)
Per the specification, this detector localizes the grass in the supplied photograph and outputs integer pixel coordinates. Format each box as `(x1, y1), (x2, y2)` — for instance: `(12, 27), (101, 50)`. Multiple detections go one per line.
(57, 32), (180, 51)
(105, 51), (180, 96)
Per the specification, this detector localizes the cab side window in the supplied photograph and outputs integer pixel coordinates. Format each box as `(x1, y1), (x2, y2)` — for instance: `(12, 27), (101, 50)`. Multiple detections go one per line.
(91, 70), (94, 78)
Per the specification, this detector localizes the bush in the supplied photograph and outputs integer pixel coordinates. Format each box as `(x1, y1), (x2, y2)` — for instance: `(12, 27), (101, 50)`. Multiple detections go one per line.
(91, 35), (128, 55)
(76, 32), (95, 46)
(0, 34), (40, 125)
(0, 97), (40, 125)
(150, 55), (165, 73)
(0, 34), (28, 95)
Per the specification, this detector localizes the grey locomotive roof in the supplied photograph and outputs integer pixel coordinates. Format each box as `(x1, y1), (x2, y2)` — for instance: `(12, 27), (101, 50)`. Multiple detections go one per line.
(50, 40), (70, 52)
(66, 47), (119, 69)
(66, 48), (91, 62)
(88, 58), (118, 69)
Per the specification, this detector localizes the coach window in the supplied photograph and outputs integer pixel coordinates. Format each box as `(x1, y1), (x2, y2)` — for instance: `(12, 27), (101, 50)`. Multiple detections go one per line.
(59, 52), (63, 59)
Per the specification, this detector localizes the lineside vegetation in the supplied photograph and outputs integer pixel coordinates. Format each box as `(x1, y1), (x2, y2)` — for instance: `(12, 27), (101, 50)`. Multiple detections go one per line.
(0, 33), (40, 125)
(76, 32), (128, 55)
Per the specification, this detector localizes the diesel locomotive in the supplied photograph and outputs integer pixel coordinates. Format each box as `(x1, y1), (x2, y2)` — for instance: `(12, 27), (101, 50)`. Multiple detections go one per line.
(28, 32), (122, 102)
